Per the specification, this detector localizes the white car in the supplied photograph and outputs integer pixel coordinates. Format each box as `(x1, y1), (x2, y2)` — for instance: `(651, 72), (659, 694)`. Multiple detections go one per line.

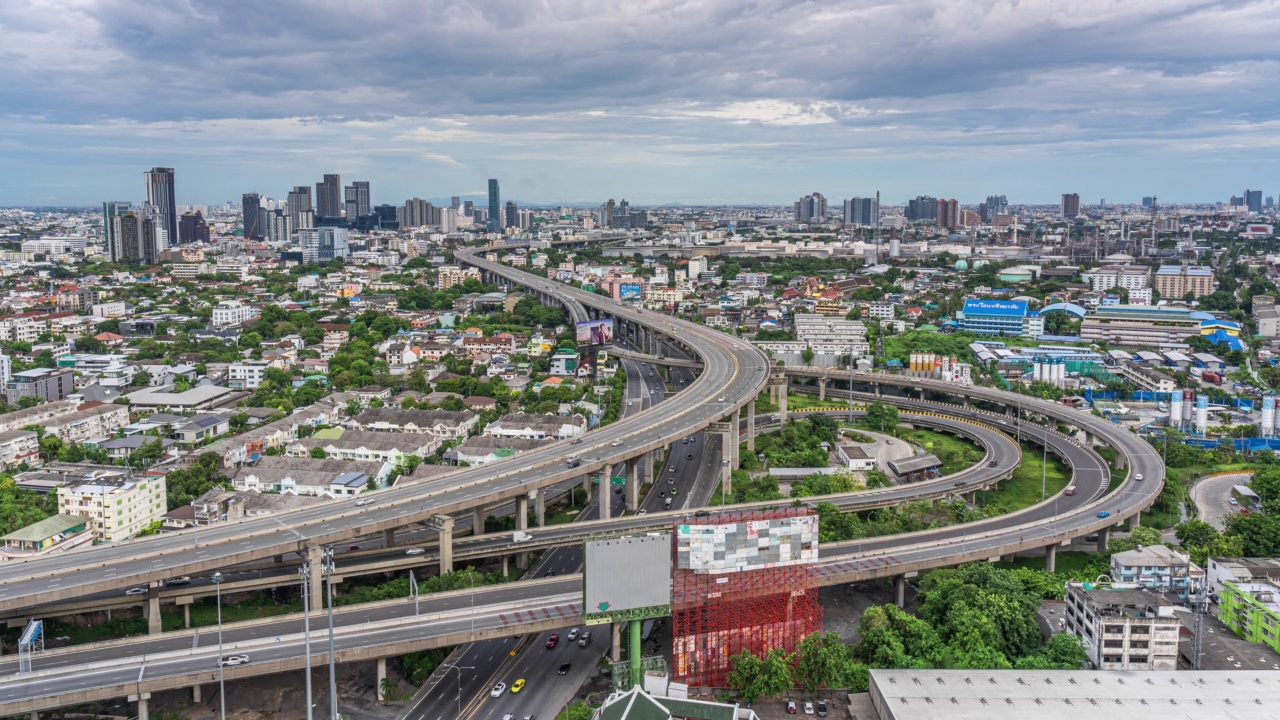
(355, 498), (374, 507)
(611, 440), (622, 447)
(627, 400), (633, 406)
(405, 548), (425, 555)
(1229, 497), (1238, 505)
(490, 682), (507, 697)
(124, 587), (146, 596)
(165, 576), (191, 586)
(567, 628), (579, 641)
(804, 701), (815, 715)
(1134, 474), (1144, 481)
(220, 655), (249, 667)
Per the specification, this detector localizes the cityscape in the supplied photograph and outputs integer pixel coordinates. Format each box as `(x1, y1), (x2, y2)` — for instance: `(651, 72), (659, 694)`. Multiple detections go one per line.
(3, 2), (1280, 720)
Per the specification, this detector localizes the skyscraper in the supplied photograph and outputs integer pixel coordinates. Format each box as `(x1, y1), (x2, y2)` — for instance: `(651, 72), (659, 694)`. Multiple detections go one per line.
(906, 196), (938, 222)
(344, 181), (371, 218)
(505, 200), (518, 230)
(112, 211), (159, 264)
(399, 198), (433, 228)
(265, 209), (291, 243)
(936, 199), (959, 230)
(242, 193), (263, 239)
(487, 179), (502, 232)
(1061, 193), (1081, 218)
(1142, 196), (1156, 208)
(102, 201), (130, 260)
(287, 186), (312, 229)
(843, 197), (875, 226)
(178, 211), (210, 244)
(316, 174), (342, 218)
(793, 193), (827, 223)
(982, 195), (1008, 221)
(451, 196), (461, 210)
(143, 167), (177, 247)
(1245, 189), (1263, 213)
(602, 199), (616, 228)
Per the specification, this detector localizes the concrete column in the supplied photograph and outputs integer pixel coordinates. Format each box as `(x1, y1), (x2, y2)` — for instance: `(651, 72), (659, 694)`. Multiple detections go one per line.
(515, 496), (528, 530)
(1084, 432), (1094, 448)
(747, 399), (756, 452)
(306, 546), (324, 605)
(382, 528), (395, 548)
(534, 490), (546, 528)
(183, 604), (191, 629)
(894, 575), (906, 608)
(731, 408), (741, 469)
(778, 385), (788, 423)
(1129, 513), (1141, 530)
(136, 698), (149, 720)
(432, 515), (454, 574)
(721, 434), (733, 496)
(473, 506), (486, 535)
(376, 657), (387, 702)
(193, 684), (201, 703)
(919, 389), (925, 401)
(147, 584), (162, 635)
(582, 474), (592, 503)
(962, 398), (970, 409)
(818, 378), (828, 401)
(1097, 526), (1110, 553)
(502, 555), (509, 577)
(1115, 452), (1126, 471)
(600, 477), (611, 521)
(625, 458), (640, 511)
(1046, 544), (1057, 573)
(874, 384), (882, 397)
(645, 450), (655, 486)
(611, 621), (623, 663)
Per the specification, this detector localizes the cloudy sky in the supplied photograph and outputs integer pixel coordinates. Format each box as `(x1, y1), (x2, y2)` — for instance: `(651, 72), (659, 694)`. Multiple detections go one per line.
(1, 0), (1277, 207)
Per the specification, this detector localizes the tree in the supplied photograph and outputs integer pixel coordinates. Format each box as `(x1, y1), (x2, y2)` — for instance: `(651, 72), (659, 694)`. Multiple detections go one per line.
(1246, 466), (1280, 508)
(794, 632), (848, 692)
(727, 648), (794, 702)
(1174, 519), (1219, 549)
(310, 447), (329, 459)
(133, 370), (153, 386)
(1225, 512), (1280, 556)
(864, 402), (899, 434)
(1107, 525), (1163, 554)
(801, 347), (815, 366)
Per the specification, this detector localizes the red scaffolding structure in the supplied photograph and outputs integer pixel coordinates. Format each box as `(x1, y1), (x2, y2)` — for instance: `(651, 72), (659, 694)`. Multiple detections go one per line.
(671, 507), (823, 688)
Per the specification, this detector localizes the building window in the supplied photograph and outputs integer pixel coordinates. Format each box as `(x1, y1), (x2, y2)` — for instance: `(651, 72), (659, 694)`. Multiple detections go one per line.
(1130, 626), (1150, 634)
(1103, 640), (1124, 649)
(1103, 655), (1123, 664)
(1104, 625), (1125, 634)
(1129, 655), (1149, 665)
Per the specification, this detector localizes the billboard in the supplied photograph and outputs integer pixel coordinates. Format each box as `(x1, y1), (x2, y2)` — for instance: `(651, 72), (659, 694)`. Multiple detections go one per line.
(619, 283), (642, 301)
(676, 516), (818, 574)
(583, 533), (673, 625)
(576, 318), (615, 346)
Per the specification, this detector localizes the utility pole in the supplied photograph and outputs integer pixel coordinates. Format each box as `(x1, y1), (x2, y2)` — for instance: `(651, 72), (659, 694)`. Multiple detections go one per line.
(300, 565), (314, 720)
(323, 546), (338, 720)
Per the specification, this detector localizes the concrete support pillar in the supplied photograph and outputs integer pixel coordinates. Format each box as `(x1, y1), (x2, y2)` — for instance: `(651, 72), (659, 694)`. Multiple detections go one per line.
(778, 385), (788, 423)
(382, 528), (395, 548)
(1084, 432), (1094, 448)
(193, 684), (201, 704)
(1007, 405), (1016, 418)
(962, 398), (970, 409)
(136, 698), (148, 720)
(183, 604), (191, 629)
(1046, 544), (1057, 573)
(1115, 451), (1126, 471)
(306, 546), (324, 605)
(1129, 513), (1141, 530)
(874, 384), (882, 397)
(818, 378), (828, 401)
(731, 407), (741, 469)
(534, 490), (546, 528)
(147, 584), (162, 635)
(502, 555), (509, 577)
(919, 389), (925, 401)
(431, 515), (454, 574)
(1097, 526), (1110, 553)
(600, 477), (611, 521)
(747, 399), (756, 453)
(473, 506), (486, 535)
(376, 657), (387, 702)
(894, 575), (906, 609)
(625, 458), (640, 512)
(611, 621), (623, 663)
(515, 496), (529, 569)
(582, 474), (592, 503)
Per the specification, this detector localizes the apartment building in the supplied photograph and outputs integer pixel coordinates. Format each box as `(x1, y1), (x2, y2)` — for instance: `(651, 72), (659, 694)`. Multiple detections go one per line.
(228, 359), (274, 390)
(57, 471), (168, 542)
(1113, 361), (1178, 393)
(45, 404), (130, 443)
(1154, 265), (1215, 299)
(1063, 582), (1180, 670)
(1110, 544), (1204, 599)
(1089, 265), (1151, 292)
(867, 302), (896, 320)
(1255, 296), (1280, 338)
(5, 368), (75, 404)
(0, 430), (40, 469)
(211, 300), (255, 328)
(347, 408), (478, 439)
(436, 265), (481, 289)
(1218, 579), (1280, 655)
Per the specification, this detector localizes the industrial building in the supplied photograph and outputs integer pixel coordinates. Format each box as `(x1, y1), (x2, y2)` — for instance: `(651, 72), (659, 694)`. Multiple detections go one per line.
(1079, 305), (1205, 347)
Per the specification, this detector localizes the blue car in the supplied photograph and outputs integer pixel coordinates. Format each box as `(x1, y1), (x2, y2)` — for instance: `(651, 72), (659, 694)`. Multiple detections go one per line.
(1097, 511), (1110, 519)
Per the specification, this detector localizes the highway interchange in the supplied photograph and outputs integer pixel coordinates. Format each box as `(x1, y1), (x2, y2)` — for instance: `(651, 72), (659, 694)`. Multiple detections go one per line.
(0, 247), (1165, 717)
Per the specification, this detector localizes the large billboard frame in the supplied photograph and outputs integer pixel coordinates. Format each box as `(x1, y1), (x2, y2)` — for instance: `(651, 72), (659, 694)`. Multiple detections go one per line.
(618, 283), (642, 302)
(583, 533), (673, 626)
(576, 318), (615, 346)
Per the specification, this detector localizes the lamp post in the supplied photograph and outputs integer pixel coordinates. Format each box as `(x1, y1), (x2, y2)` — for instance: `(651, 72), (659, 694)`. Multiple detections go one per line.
(300, 564), (314, 720)
(213, 571), (226, 720)
(441, 662), (475, 718)
(323, 546), (338, 720)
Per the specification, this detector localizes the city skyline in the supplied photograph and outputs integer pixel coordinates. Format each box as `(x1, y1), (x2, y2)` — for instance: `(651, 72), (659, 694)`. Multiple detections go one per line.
(1, 1), (1279, 206)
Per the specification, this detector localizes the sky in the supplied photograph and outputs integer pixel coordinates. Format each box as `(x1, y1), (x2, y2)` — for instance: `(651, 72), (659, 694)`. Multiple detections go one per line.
(1, 0), (1278, 207)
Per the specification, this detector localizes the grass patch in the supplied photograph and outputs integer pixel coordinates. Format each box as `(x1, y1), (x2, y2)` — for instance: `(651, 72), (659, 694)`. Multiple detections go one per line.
(163, 594), (302, 632)
(46, 616), (148, 645)
(1166, 462), (1256, 485)
(984, 441), (1071, 511)
(900, 427), (984, 476)
(786, 393), (845, 410)
(1141, 506), (1179, 530)
(993, 550), (1100, 576)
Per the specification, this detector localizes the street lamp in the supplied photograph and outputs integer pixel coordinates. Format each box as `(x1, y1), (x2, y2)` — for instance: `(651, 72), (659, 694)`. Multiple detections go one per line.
(213, 571), (226, 720)
(323, 546), (338, 720)
(441, 662), (475, 718)
(300, 565), (314, 720)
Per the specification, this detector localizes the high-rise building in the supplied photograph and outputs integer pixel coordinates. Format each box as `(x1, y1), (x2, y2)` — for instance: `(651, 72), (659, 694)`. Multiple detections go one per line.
(287, 186), (312, 229)
(399, 198), (435, 229)
(793, 193), (827, 223)
(265, 209), (291, 243)
(178, 211), (210, 244)
(936, 199), (959, 230)
(112, 211), (160, 264)
(1230, 195), (1244, 208)
(504, 200), (518, 230)
(241, 193), (263, 239)
(451, 196), (461, 210)
(298, 227), (349, 263)
(344, 181), (371, 218)
(843, 197), (875, 226)
(905, 196), (938, 222)
(982, 195), (1008, 221)
(1267, 196), (1275, 209)
(102, 201), (130, 260)
(1142, 196), (1156, 208)
(143, 167), (177, 247)
(316, 174), (342, 218)
(487, 179), (502, 232)
(1155, 265), (1216, 299)
(463, 200), (475, 217)
(601, 199), (616, 228)
(1245, 189), (1263, 213)
(1061, 193), (1081, 218)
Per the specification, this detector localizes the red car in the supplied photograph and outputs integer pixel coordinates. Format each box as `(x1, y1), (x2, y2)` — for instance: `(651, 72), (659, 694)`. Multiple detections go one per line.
(546, 633), (559, 649)
(786, 700), (797, 714)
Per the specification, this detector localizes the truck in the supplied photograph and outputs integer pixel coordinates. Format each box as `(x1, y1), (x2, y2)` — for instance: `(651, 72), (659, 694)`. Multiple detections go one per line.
(1203, 371), (1222, 384)
(513, 531), (533, 543)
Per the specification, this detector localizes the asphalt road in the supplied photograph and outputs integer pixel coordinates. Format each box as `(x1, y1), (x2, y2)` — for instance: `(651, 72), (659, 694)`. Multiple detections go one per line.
(1191, 472), (1251, 530)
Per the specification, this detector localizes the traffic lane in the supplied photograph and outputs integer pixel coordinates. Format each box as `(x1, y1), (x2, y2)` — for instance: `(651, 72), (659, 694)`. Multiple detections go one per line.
(645, 434), (704, 513)
(1192, 473), (1249, 530)
(478, 625), (602, 720)
(407, 637), (522, 720)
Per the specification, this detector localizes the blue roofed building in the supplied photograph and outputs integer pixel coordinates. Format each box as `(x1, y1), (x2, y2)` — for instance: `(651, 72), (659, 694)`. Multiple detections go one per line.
(957, 299), (1044, 338)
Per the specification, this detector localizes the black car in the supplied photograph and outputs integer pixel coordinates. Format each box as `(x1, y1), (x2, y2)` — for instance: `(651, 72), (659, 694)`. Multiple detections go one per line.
(686, 454), (693, 460)
(817, 699), (828, 717)
(558, 662), (571, 675)
(988, 460), (998, 467)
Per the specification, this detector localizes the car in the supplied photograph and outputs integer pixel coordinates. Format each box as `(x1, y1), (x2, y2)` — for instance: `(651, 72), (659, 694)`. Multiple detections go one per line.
(355, 498), (374, 507)
(1097, 511), (1110, 519)
(490, 682), (506, 697)
(694, 510), (710, 517)
(681, 438), (688, 444)
(1229, 497), (1239, 505)
(511, 678), (526, 693)
(954, 481), (966, 487)
(722, 459), (729, 466)
(569, 438), (582, 445)
(988, 460), (998, 467)
(220, 655), (249, 667)
(717, 397), (725, 402)
(165, 576), (191, 586)
(786, 700), (798, 714)
(669, 488), (678, 496)
(804, 701), (815, 715)
(503, 715), (515, 720)
(1241, 507), (1251, 515)
(668, 478), (675, 485)
(817, 700), (828, 717)
(546, 633), (559, 649)
(578, 630), (592, 647)
(1134, 473), (1144, 481)
(627, 401), (633, 406)
(686, 454), (693, 460)
(347, 545), (360, 551)
(660, 491), (666, 497)
(638, 509), (647, 514)
(611, 440), (622, 447)
(544, 570), (556, 577)
(558, 662), (572, 675)
(124, 587), (146, 596)
(886, 439), (894, 444)
(567, 628), (579, 641)
(405, 547), (425, 555)
(1064, 486), (1076, 496)
(669, 466), (677, 473)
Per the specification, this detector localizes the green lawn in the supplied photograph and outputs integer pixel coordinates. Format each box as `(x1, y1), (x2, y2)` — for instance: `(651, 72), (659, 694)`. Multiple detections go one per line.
(993, 550), (1099, 576)
(1166, 462), (1257, 485)
(786, 393), (848, 410)
(163, 595), (303, 632)
(900, 427), (984, 476)
(984, 441), (1071, 511)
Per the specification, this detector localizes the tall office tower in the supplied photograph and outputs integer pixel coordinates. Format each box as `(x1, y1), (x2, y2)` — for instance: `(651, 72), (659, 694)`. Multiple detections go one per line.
(344, 181), (371, 218)
(451, 196), (461, 210)
(487, 179), (502, 231)
(399, 198), (433, 228)
(503, 200), (519, 230)
(463, 200), (475, 216)
(1142, 196), (1156, 208)
(113, 211), (160, 264)
(1246, 189), (1263, 213)
(601, 198), (616, 228)
(793, 193), (827, 223)
(983, 194), (1008, 221)
(936, 199), (960, 229)
(843, 197), (875, 226)
(178, 211), (210, 243)
(1230, 195), (1244, 208)
(265, 209), (291, 242)
(241, 193), (263, 239)
(316, 174), (342, 217)
(287, 186), (312, 229)
(102, 201), (130, 260)
(143, 167), (177, 247)
(1268, 196), (1276, 209)
(905, 196), (938, 222)
(1061, 193), (1081, 218)
(374, 204), (400, 229)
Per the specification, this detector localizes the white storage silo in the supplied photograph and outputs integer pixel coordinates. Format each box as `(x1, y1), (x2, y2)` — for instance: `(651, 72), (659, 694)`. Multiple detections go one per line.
(1169, 392), (1183, 430)
(1195, 394), (1209, 436)
(1263, 397), (1276, 437)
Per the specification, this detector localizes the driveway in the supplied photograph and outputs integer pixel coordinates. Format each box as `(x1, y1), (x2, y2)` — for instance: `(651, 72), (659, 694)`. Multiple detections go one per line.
(848, 429), (915, 476)
(1191, 472), (1251, 530)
